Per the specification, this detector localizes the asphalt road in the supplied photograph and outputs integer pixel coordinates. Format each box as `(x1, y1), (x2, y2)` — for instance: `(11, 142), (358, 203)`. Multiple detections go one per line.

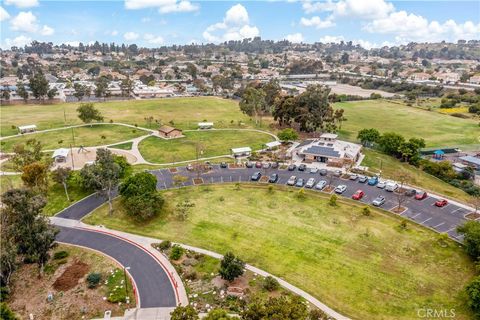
(56, 226), (177, 308)
(150, 165), (471, 241)
(56, 190), (117, 220)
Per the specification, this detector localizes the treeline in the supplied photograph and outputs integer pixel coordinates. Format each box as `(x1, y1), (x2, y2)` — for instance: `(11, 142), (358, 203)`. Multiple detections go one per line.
(440, 89), (480, 114)
(358, 128), (479, 196)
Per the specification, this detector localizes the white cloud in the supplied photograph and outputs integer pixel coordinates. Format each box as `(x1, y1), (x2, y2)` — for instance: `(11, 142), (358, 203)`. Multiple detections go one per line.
(10, 11), (37, 32)
(125, 0), (198, 13)
(302, 0), (393, 19)
(4, 0), (38, 8)
(141, 17), (151, 23)
(203, 4), (260, 43)
(111, 30), (118, 36)
(4, 35), (32, 48)
(124, 31), (140, 41)
(144, 33), (164, 45)
(64, 41), (80, 47)
(285, 32), (304, 43)
(319, 35), (344, 43)
(40, 25), (54, 36)
(300, 16), (335, 29)
(0, 7), (10, 21)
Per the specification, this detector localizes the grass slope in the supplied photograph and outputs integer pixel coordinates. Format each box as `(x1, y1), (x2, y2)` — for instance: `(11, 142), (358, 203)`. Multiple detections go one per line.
(138, 130), (275, 163)
(1, 124), (146, 152)
(0, 97), (256, 136)
(335, 99), (480, 150)
(84, 184), (475, 320)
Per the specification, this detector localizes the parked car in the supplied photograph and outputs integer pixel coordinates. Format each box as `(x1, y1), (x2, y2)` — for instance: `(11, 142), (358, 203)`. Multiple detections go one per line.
(368, 176), (379, 186)
(404, 188), (416, 197)
(204, 162), (213, 170)
(271, 162), (279, 169)
(372, 195), (386, 206)
(349, 174), (358, 181)
(310, 168), (319, 174)
(255, 162), (262, 168)
(358, 175), (368, 183)
(295, 178), (305, 187)
(352, 190), (365, 200)
(315, 180), (327, 190)
(319, 169), (328, 176)
(287, 176), (297, 186)
(245, 161), (254, 168)
(288, 164), (297, 171)
(268, 173), (279, 183)
(333, 170), (342, 177)
(186, 163), (193, 171)
(385, 181), (398, 192)
(334, 185), (347, 194)
(220, 162), (228, 168)
(298, 164), (307, 171)
(435, 199), (448, 207)
(415, 191), (428, 200)
(305, 178), (316, 188)
(376, 180), (387, 189)
(251, 172), (262, 181)
(262, 162), (271, 169)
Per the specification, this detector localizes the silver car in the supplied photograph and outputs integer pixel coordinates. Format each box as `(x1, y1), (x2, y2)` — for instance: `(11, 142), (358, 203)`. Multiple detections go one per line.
(349, 174), (358, 180)
(287, 176), (297, 186)
(376, 180), (387, 189)
(305, 178), (316, 188)
(372, 195), (386, 206)
(334, 185), (347, 194)
(315, 180), (327, 190)
(310, 168), (319, 174)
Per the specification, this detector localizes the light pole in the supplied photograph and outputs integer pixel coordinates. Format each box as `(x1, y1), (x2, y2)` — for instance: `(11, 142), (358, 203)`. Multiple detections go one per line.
(123, 266), (131, 306)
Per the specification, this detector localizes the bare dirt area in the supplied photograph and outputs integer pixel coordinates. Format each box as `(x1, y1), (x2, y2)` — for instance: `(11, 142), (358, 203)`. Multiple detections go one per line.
(53, 147), (137, 171)
(8, 244), (134, 320)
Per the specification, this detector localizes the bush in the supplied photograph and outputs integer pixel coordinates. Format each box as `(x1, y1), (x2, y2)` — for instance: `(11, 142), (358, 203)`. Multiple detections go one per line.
(0, 303), (18, 320)
(87, 272), (102, 288)
(466, 276), (480, 317)
(329, 194), (337, 206)
(263, 276), (280, 292)
(170, 245), (184, 260)
(158, 240), (172, 251)
(53, 251), (69, 260)
(362, 207), (371, 216)
(219, 252), (245, 282)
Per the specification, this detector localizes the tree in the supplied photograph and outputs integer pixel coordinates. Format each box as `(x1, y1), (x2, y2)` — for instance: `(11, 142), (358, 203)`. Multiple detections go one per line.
(466, 276), (480, 317)
(377, 132), (405, 157)
(457, 221), (480, 260)
(29, 71), (49, 101)
(121, 77), (134, 98)
(240, 86), (266, 125)
(185, 62), (197, 79)
(273, 95), (296, 126)
(357, 128), (380, 147)
(294, 84), (334, 132)
(204, 309), (232, 320)
(170, 305), (199, 320)
(242, 296), (309, 320)
(394, 172), (411, 212)
(340, 52), (350, 64)
(119, 172), (157, 197)
(95, 76), (109, 100)
(52, 167), (72, 201)
(47, 87), (58, 100)
(11, 139), (43, 172)
(80, 149), (120, 215)
(277, 128), (298, 142)
(73, 83), (88, 101)
(16, 82), (29, 102)
(113, 155), (132, 179)
(77, 103), (104, 126)
(175, 199), (195, 221)
(219, 252), (245, 282)
(262, 79), (281, 108)
(470, 196), (480, 215)
(1, 88), (11, 101)
(0, 303), (18, 320)
(21, 161), (50, 193)
(397, 138), (425, 163)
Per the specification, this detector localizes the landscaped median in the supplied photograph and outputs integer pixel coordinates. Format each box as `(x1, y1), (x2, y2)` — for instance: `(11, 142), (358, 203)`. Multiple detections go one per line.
(83, 183), (475, 320)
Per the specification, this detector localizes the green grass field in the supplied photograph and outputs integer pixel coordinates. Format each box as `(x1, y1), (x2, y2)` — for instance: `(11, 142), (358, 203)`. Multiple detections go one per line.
(362, 149), (473, 203)
(138, 130), (275, 163)
(0, 124), (147, 152)
(0, 97), (257, 136)
(335, 99), (480, 150)
(84, 184), (475, 320)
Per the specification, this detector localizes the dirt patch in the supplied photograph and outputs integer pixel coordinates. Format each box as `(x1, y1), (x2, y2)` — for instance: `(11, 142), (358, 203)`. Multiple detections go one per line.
(465, 212), (480, 220)
(259, 176), (269, 183)
(323, 186), (334, 193)
(228, 163), (244, 169)
(169, 167), (178, 173)
(193, 178), (204, 185)
(53, 260), (89, 291)
(391, 206), (407, 214)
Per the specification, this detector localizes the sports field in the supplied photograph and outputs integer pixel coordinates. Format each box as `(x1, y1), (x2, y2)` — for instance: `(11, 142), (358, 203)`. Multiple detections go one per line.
(84, 184), (475, 320)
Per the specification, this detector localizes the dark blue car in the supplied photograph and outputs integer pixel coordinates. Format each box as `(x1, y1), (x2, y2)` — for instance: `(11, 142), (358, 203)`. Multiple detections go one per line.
(251, 172), (262, 181)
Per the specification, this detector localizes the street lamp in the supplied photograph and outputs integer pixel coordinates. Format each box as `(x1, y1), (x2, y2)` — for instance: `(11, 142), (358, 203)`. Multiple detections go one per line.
(124, 266), (131, 306)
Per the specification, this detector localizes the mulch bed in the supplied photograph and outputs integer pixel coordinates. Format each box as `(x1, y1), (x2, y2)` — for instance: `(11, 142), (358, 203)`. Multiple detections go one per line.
(53, 260), (89, 291)
(193, 178), (204, 185)
(259, 176), (269, 183)
(391, 206), (407, 214)
(169, 168), (178, 173)
(323, 186), (334, 193)
(465, 212), (480, 220)
(228, 164), (244, 169)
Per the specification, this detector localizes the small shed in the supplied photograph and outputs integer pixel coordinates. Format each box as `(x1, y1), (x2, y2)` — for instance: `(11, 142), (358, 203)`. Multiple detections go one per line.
(52, 148), (69, 162)
(18, 125), (37, 134)
(158, 125), (183, 138)
(265, 141), (281, 150)
(198, 122), (214, 129)
(231, 147), (252, 157)
(432, 150), (445, 160)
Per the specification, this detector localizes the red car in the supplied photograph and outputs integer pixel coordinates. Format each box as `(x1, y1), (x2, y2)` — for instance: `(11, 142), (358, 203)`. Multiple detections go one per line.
(255, 161), (262, 168)
(352, 190), (365, 200)
(415, 191), (428, 200)
(435, 199), (448, 207)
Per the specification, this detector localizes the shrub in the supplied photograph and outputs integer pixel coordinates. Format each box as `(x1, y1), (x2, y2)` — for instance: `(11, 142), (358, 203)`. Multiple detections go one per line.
(399, 220), (408, 230)
(297, 188), (306, 199)
(87, 272), (102, 288)
(170, 245), (184, 260)
(362, 207), (371, 216)
(466, 276), (480, 317)
(329, 194), (337, 206)
(0, 303), (17, 320)
(53, 251), (69, 260)
(158, 240), (172, 251)
(263, 276), (280, 292)
(219, 252), (245, 282)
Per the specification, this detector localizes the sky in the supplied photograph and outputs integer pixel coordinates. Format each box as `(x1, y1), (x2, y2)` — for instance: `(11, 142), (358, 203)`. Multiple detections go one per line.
(0, 0), (479, 49)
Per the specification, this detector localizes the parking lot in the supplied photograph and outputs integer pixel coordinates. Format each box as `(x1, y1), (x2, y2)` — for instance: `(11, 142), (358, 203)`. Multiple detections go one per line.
(150, 164), (474, 242)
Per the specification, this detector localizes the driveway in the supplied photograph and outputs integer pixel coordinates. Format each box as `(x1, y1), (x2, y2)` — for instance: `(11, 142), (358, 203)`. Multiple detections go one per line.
(56, 226), (177, 308)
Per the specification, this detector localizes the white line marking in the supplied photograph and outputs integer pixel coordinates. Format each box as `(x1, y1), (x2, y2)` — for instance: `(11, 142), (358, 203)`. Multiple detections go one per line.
(433, 222), (445, 229)
(411, 212), (422, 219)
(450, 208), (464, 214)
(163, 182), (167, 189)
(445, 227), (457, 233)
(421, 217), (433, 224)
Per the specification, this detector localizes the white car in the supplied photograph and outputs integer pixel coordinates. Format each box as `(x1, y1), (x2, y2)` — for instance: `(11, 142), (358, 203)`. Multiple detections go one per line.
(310, 168), (319, 174)
(334, 185), (347, 194)
(305, 178), (316, 188)
(287, 176), (297, 186)
(349, 173), (358, 180)
(315, 180), (327, 190)
(385, 181), (399, 192)
(376, 179), (387, 189)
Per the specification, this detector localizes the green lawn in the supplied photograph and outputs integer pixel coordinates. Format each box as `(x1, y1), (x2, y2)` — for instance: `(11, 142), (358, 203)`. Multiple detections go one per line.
(0, 124), (147, 152)
(84, 184), (475, 320)
(335, 99), (480, 150)
(108, 141), (133, 150)
(362, 149), (473, 203)
(0, 97), (259, 137)
(138, 130), (275, 163)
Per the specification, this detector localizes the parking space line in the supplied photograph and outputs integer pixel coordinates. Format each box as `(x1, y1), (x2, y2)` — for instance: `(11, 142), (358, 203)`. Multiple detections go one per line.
(411, 212), (422, 219)
(420, 217), (432, 224)
(445, 227), (457, 233)
(433, 222), (445, 229)
(450, 207), (464, 214)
